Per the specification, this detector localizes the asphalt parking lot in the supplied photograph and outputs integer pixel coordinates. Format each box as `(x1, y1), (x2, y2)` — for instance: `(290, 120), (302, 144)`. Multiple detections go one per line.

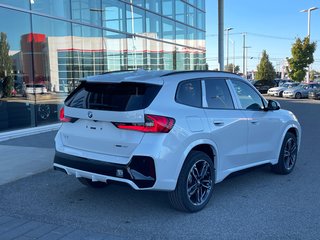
(0, 97), (319, 240)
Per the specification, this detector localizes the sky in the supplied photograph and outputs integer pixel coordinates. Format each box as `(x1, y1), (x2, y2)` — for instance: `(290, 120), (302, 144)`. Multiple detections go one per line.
(205, 0), (320, 73)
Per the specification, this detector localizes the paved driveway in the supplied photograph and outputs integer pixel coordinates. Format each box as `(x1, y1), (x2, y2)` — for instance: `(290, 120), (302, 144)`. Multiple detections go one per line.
(0, 98), (319, 239)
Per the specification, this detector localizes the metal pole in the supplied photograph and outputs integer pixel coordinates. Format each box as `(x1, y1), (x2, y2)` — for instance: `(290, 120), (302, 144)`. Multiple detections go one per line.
(218, 0), (224, 71)
(231, 39), (235, 73)
(242, 33), (246, 76)
(307, 9), (311, 37)
(226, 30), (229, 67)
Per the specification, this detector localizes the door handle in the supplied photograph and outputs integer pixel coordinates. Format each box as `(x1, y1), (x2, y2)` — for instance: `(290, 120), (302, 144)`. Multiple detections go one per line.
(213, 121), (224, 126)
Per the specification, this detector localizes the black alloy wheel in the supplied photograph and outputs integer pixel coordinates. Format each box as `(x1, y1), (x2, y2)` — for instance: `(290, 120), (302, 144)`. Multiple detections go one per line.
(272, 132), (298, 174)
(168, 151), (214, 212)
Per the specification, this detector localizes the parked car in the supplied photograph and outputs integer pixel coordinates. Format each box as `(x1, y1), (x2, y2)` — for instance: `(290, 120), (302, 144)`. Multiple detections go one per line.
(54, 70), (301, 212)
(267, 82), (300, 97)
(253, 79), (277, 93)
(274, 79), (293, 87)
(308, 89), (320, 100)
(283, 83), (320, 99)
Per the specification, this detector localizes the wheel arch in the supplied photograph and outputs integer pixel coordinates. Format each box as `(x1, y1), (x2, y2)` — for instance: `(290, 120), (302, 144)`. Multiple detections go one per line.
(175, 139), (219, 185)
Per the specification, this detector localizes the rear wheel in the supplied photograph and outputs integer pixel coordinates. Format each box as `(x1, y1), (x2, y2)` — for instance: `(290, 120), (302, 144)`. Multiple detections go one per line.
(295, 92), (302, 99)
(168, 151), (214, 212)
(271, 132), (298, 174)
(78, 177), (108, 188)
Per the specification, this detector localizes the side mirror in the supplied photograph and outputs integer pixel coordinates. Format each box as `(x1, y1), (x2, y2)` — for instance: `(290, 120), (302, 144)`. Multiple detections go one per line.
(266, 100), (280, 111)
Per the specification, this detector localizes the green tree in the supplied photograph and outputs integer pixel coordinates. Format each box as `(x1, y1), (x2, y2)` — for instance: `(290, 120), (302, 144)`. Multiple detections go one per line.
(0, 32), (14, 97)
(255, 50), (276, 80)
(224, 63), (240, 73)
(287, 37), (316, 82)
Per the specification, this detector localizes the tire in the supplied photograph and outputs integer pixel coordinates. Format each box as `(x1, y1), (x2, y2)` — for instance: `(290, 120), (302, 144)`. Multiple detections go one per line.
(168, 151), (215, 212)
(295, 92), (302, 99)
(271, 132), (298, 174)
(279, 91), (283, 97)
(78, 177), (108, 188)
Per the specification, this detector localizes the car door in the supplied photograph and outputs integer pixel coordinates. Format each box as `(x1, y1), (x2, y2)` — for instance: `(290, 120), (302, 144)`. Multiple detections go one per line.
(202, 78), (248, 172)
(230, 79), (283, 164)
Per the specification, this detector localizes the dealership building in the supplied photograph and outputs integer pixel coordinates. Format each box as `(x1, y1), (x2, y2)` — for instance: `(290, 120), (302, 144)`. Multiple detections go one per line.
(0, 0), (206, 134)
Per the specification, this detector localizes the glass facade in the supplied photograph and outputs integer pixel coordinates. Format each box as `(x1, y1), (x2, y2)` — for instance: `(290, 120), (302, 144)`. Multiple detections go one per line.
(0, 0), (206, 132)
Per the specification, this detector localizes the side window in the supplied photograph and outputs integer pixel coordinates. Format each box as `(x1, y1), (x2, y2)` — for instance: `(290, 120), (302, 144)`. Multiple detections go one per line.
(204, 79), (234, 109)
(176, 79), (202, 107)
(231, 80), (265, 110)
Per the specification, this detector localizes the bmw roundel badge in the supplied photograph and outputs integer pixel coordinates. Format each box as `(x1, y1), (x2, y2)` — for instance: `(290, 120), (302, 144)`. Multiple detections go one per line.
(88, 111), (93, 118)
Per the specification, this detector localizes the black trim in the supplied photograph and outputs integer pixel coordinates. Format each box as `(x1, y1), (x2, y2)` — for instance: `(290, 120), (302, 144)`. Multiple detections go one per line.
(54, 151), (156, 188)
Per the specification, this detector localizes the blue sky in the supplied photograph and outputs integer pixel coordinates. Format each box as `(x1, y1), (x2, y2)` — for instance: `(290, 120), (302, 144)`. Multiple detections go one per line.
(205, 0), (320, 72)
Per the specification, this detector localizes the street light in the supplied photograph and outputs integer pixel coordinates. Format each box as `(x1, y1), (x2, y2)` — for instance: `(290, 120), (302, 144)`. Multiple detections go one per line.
(225, 27), (233, 68)
(300, 7), (318, 83)
(230, 39), (235, 73)
(300, 7), (318, 38)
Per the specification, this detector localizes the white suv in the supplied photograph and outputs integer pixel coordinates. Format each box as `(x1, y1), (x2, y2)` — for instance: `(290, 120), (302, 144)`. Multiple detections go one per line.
(54, 70), (301, 212)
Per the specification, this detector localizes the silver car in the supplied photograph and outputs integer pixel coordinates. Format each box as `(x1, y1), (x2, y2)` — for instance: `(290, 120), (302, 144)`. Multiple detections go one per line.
(283, 83), (320, 99)
(267, 82), (299, 97)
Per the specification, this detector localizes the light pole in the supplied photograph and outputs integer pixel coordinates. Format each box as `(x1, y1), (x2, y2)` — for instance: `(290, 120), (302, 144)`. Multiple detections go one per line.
(244, 46), (251, 78)
(218, 0), (224, 71)
(300, 7), (318, 38)
(225, 27), (233, 68)
(300, 7), (318, 83)
(230, 39), (235, 73)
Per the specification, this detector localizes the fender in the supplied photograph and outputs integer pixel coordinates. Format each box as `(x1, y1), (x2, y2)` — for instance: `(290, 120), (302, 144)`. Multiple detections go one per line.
(173, 138), (219, 184)
(274, 123), (301, 165)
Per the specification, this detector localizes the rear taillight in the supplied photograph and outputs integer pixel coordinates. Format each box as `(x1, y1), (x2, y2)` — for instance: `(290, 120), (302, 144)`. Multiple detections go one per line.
(59, 107), (72, 122)
(114, 114), (175, 133)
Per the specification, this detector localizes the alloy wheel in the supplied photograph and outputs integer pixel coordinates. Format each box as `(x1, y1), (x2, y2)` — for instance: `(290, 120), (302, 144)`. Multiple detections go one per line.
(283, 137), (297, 170)
(186, 160), (213, 206)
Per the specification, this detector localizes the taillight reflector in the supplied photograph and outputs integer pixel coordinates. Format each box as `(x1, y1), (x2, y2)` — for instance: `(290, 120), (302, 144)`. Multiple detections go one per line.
(59, 107), (71, 122)
(114, 114), (175, 133)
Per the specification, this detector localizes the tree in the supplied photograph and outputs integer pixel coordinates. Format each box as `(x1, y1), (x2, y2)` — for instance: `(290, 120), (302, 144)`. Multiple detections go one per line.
(224, 63), (240, 73)
(287, 37), (316, 82)
(255, 50), (276, 80)
(0, 32), (13, 97)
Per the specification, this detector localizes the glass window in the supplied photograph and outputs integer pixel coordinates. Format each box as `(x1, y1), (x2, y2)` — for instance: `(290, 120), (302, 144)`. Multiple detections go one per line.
(176, 23), (186, 46)
(162, 18), (175, 41)
(0, 0), (29, 9)
(145, 0), (161, 13)
(71, 0), (102, 27)
(162, 0), (174, 18)
(231, 80), (266, 110)
(197, 10), (205, 29)
(104, 31), (128, 71)
(102, 0), (126, 32)
(146, 12), (161, 39)
(32, 15), (73, 96)
(176, 80), (202, 107)
(205, 79), (234, 109)
(187, 5), (196, 27)
(126, 5), (145, 34)
(65, 82), (161, 111)
(175, 0), (186, 23)
(31, 0), (71, 19)
(0, 8), (33, 131)
(197, 0), (205, 11)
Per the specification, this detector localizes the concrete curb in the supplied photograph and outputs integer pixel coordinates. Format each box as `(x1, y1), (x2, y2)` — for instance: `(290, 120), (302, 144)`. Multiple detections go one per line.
(0, 123), (61, 142)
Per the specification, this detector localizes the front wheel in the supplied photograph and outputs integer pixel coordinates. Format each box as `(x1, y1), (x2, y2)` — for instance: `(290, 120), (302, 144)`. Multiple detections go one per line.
(271, 132), (298, 174)
(168, 151), (215, 212)
(295, 92), (302, 99)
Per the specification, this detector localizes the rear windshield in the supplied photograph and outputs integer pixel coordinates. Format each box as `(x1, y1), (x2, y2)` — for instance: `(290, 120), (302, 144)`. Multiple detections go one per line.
(65, 82), (161, 111)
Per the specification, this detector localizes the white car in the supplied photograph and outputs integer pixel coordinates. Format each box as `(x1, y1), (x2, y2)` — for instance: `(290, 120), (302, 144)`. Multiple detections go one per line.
(54, 70), (301, 212)
(267, 82), (299, 97)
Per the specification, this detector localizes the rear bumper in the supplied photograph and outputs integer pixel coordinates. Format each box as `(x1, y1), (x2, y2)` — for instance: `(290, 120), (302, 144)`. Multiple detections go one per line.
(54, 151), (156, 189)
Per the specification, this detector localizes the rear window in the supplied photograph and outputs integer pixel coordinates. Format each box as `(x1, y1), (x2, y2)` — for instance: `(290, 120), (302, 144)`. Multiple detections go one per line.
(65, 82), (161, 111)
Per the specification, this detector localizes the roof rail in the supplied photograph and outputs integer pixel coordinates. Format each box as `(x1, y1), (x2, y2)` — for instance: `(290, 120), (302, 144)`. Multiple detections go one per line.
(160, 70), (240, 77)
